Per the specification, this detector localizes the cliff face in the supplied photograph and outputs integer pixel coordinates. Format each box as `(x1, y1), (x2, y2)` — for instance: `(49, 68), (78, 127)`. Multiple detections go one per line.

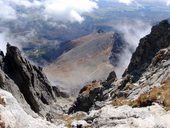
(116, 19), (170, 103)
(123, 20), (170, 81)
(1, 19), (170, 128)
(0, 44), (68, 115)
(4, 44), (55, 113)
(69, 19), (170, 114)
(65, 19), (170, 128)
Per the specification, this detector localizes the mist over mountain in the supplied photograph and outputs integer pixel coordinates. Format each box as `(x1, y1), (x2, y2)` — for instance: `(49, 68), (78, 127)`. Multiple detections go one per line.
(0, 0), (169, 93)
(0, 0), (170, 60)
(0, 1), (170, 128)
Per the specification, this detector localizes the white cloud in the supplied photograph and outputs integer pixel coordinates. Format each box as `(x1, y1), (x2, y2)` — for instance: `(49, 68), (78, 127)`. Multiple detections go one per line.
(166, 0), (170, 5)
(0, 30), (22, 54)
(0, 0), (97, 23)
(70, 10), (85, 23)
(5, 0), (41, 7)
(0, 32), (7, 53)
(117, 0), (135, 5)
(113, 20), (151, 77)
(0, 1), (16, 20)
(43, 0), (98, 23)
(155, 0), (170, 6)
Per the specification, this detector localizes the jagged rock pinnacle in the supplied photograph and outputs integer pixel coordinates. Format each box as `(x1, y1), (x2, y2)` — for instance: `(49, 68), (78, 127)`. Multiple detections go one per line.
(0, 43), (68, 115)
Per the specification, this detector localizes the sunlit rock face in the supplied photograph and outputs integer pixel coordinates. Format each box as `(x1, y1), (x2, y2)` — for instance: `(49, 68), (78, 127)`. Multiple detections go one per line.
(0, 89), (64, 128)
(76, 104), (170, 128)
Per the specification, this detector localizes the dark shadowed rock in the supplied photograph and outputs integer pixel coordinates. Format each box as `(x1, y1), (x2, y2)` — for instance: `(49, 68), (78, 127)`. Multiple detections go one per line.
(110, 19), (170, 105)
(3, 44), (55, 113)
(69, 19), (170, 115)
(0, 69), (35, 116)
(68, 81), (104, 114)
(123, 20), (170, 81)
(52, 86), (69, 98)
(106, 71), (117, 83)
(0, 43), (68, 115)
(0, 51), (4, 69)
(109, 33), (126, 67)
(68, 79), (115, 114)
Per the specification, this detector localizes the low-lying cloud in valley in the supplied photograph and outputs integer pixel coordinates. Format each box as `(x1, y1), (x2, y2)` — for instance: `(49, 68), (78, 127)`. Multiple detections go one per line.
(0, 0), (169, 53)
(113, 20), (151, 77)
(0, 0), (98, 53)
(0, 0), (167, 89)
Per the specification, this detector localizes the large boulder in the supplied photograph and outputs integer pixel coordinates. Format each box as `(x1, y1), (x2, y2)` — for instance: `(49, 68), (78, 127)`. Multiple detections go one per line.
(68, 77), (117, 114)
(68, 81), (104, 114)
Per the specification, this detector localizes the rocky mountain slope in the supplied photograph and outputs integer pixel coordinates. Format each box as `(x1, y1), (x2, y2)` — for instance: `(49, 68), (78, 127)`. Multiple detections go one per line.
(45, 32), (126, 94)
(67, 19), (170, 127)
(1, 19), (170, 128)
(0, 89), (64, 128)
(0, 44), (70, 124)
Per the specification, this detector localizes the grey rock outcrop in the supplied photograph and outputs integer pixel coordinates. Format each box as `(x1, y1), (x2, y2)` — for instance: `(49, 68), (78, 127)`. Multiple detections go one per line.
(3, 44), (55, 113)
(123, 20), (170, 82)
(106, 71), (117, 84)
(0, 89), (63, 128)
(0, 43), (68, 115)
(69, 19), (170, 114)
(79, 104), (170, 128)
(68, 76), (117, 114)
(0, 69), (35, 115)
(114, 19), (170, 100)
(68, 81), (104, 114)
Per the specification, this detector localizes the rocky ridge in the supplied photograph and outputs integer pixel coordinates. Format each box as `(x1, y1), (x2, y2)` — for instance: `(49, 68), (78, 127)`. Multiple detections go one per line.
(0, 43), (69, 117)
(45, 32), (126, 94)
(1, 19), (170, 128)
(67, 19), (170, 127)
(123, 20), (170, 82)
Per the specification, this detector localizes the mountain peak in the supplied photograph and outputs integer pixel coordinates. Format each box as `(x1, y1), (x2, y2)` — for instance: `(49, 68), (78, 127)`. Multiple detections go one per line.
(0, 44), (68, 115)
(123, 19), (170, 81)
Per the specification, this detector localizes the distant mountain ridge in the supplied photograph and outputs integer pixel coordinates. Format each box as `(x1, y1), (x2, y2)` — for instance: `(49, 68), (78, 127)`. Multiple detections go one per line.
(45, 32), (126, 94)
(69, 18), (170, 116)
(1, 18), (170, 128)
